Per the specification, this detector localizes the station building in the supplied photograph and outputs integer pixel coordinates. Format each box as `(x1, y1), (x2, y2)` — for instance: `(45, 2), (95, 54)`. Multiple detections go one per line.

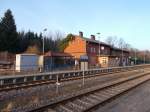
(64, 32), (129, 68)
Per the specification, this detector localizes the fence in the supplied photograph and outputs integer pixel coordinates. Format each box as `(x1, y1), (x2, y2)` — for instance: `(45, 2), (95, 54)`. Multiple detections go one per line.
(0, 64), (150, 86)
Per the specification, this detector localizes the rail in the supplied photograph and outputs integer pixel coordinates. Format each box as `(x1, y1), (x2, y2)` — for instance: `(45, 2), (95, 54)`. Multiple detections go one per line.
(29, 68), (150, 112)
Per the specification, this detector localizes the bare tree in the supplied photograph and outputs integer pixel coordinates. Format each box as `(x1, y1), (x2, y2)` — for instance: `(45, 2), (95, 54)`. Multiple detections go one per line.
(54, 30), (65, 40)
(105, 35), (150, 63)
(117, 38), (125, 48)
(105, 36), (117, 47)
(105, 36), (131, 50)
(123, 43), (132, 50)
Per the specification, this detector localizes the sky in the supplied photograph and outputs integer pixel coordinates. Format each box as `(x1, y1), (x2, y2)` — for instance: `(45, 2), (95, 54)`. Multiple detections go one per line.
(0, 0), (150, 50)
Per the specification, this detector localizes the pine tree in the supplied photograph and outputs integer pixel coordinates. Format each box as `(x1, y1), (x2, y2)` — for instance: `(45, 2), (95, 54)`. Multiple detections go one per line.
(0, 9), (18, 53)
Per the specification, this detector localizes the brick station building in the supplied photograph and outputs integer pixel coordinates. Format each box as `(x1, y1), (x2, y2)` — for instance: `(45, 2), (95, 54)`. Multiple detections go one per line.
(64, 32), (129, 68)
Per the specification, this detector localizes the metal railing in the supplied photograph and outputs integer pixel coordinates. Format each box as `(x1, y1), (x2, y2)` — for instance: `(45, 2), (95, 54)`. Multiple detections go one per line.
(0, 64), (149, 86)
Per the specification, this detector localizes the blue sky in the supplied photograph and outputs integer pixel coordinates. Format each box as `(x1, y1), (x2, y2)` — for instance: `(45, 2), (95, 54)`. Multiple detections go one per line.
(0, 0), (150, 50)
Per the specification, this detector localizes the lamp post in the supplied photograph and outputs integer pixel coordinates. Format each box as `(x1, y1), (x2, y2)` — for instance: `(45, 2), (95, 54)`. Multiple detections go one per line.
(42, 28), (47, 72)
(121, 46), (124, 66)
(43, 28), (47, 55)
(116, 57), (118, 67)
(129, 56), (131, 66)
(97, 33), (101, 56)
(134, 49), (137, 65)
(97, 33), (101, 67)
(144, 50), (146, 64)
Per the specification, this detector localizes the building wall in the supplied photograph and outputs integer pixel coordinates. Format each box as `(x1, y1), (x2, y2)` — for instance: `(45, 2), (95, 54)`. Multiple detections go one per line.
(98, 56), (109, 68)
(86, 42), (111, 56)
(64, 36), (86, 59)
(0, 51), (15, 62)
(108, 57), (120, 67)
(64, 33), (130, 68)
(86, 42), (111, 66)
(98, 56), (121, 67)
(88, 54), (97, 66)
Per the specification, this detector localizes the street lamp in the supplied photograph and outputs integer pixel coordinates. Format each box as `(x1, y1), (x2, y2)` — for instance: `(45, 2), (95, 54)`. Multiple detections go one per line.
(121, 46), (124, 66)
(134, 49), (137, 65)
(42, 28), (47, 72)
(116, 57), (119, 66)
(97, 33), (101, 67)
(144, 50), (146, 64)
(129, 56), (131, 66)
(97, 33), (101, 56)
(43, 28), (47, 55)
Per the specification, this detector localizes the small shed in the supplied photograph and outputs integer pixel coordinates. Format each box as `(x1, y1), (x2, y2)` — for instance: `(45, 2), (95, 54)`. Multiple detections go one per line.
(44, 51), (75, 71)
(16, 54), (39, 72)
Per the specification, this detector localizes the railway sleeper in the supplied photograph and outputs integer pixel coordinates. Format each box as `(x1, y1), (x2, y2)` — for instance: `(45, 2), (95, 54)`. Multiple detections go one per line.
(53, 104), (73, 112)
(97, 90), (114, 98)
(47, 108), (57, 112)
(65, 101), (85, 112)
(81, 96), (99, 105)
(93, 93), (109, 101)
(72, 99), (91, 109)
(107, 87), (125, 93)
(88, 94), (104, 101)
(94, 92), (111, 100)
(101, 88), (119, 95)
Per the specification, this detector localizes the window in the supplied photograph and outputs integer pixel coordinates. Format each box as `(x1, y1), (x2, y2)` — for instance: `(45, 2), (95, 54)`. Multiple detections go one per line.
(102, 58), (107, 64)
(93, 48), (96, 53)
(91, 47), (93, 53)
(91, 47), (96, 53)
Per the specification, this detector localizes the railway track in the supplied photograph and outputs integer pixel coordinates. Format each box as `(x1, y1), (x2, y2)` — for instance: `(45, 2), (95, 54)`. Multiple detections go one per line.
(29, 69), (150, 112)
(0, 67), (140, 92)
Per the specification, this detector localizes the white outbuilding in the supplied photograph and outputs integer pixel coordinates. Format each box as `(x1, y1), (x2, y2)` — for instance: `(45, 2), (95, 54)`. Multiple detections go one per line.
(15, 54), (39, 72)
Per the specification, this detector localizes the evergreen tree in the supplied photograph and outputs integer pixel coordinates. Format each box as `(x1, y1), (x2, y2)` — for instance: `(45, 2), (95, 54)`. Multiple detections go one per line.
(0, 9), (18, 53)
(0, 9), (63, 54)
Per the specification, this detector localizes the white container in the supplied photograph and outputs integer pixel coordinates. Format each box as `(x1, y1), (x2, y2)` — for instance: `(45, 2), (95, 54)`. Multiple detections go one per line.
(16, 54), (39, 72)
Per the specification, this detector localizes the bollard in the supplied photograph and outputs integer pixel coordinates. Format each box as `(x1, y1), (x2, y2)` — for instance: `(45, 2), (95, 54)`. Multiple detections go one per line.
(13, 79), (16, 84)
(56, 75), (60, 94)
(0, 80), (4, 85)
(73, 72), (76, 77)
(33, 76), (36, 81)
(24, 77), (27, 82)
(42, 76), (45, 80)
(49, 75), (52, 79)
(82, 70), (85, 86)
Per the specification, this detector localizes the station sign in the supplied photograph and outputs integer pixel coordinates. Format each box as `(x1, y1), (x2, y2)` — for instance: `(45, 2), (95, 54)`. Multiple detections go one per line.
(80, 55), (88, 61)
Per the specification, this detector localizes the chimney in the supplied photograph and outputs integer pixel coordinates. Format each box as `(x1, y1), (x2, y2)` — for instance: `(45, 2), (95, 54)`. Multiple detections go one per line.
(91, 35), (95, 40)
(79, 31), (83, 37)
